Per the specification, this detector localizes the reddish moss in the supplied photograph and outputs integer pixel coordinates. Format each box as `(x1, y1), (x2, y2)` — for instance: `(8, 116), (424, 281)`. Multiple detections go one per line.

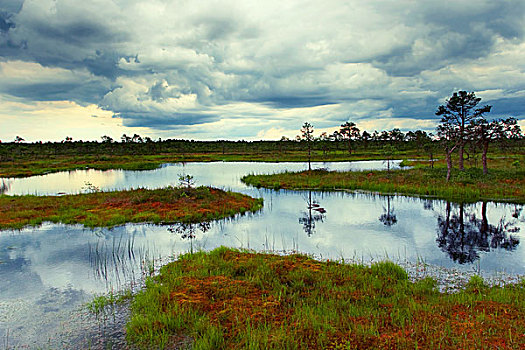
(129, 249), (525, 349)
(0, 187), (262, 229)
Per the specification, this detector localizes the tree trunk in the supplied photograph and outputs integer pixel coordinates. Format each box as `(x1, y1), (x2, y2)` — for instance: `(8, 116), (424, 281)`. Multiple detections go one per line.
(308, 143), (312, 171)
(482, 141), (489, 175)
(458, 141), (465, 171)
(481, 201), (488, 237)
(445, 143), (457, 182)
(446, 147), (453, 182)
(347, 139), (352, 155)
(459, 203), (465, 251)
(445, 201), (451, 227)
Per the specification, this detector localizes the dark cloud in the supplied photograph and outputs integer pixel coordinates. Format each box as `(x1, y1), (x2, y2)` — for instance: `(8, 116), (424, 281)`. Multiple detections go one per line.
(31, 20), (120, 47)
(371, 1), (525, 77)
(119, 112), (219, 128)
(0, 0), (23, 13)
(251, 96), (338, 109)
(82, 51), (129, 80)
(193, 16), (238, 41)
(485, 97), (525, 118)
(0, 0), (524, 138)
(5, 81), (108, 105)
(0, 12), (15, 33)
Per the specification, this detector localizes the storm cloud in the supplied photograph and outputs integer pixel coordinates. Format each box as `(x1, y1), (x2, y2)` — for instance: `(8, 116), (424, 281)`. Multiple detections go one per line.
(1, 0), (524, 140)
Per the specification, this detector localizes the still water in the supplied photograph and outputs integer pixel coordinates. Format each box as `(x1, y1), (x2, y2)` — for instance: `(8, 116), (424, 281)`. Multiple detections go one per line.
(1, 161), (524, 348)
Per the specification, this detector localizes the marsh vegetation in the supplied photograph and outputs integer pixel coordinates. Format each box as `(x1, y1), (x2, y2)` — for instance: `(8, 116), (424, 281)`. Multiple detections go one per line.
(127, 247), (525, 349)
(0, 186), (263, 230)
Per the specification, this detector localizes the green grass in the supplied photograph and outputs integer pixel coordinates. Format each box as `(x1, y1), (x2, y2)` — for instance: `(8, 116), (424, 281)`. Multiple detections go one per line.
(87, 289), (134, 315)
(241, 166), (525, 203)
(126, 247), (525, 349)
(0, 150), (427, 178)
(0, 186), (263, 230)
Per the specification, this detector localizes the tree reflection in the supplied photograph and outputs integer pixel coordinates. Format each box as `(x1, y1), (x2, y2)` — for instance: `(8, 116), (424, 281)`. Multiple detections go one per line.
(168, 221), (211, 253)
(0, 180), (9, 195)
(423, 199), (434, 211)
(379, 195), (397, 226)
(298, 191), (326, 236)
(511, 205), (522, 220)
(437, 202), (520, 264)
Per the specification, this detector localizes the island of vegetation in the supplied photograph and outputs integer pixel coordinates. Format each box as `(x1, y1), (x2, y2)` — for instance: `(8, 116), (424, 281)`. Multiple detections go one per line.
(241, 162), (525, 204)
(126, 247), (525, 349)
(0, 186), (263, 230)
(242, 91), (524, 204)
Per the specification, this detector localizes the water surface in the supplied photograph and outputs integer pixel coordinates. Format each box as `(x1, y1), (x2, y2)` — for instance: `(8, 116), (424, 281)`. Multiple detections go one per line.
(1, 161), (523, 348)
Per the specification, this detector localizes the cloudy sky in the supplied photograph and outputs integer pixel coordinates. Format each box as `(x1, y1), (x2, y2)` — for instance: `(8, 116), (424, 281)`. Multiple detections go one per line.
(0, 0), (524, 142)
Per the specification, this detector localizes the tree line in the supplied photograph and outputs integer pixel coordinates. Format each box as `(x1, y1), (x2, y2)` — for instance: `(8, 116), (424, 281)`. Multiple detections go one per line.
(1, 91), (522, 171)
(299, 91), (523, 179)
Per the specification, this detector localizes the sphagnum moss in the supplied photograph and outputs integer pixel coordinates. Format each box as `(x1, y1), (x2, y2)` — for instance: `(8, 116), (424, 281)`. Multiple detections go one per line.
(127, 247), (525, 349)
(0, 186), (263, 230)
(241, 167), (525, 203)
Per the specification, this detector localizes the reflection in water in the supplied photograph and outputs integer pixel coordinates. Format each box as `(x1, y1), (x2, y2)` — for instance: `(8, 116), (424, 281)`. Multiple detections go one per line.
(86, 227), (174, 291)
(88, 232), (138, 287)
(0, 162), (524, 348)
(298, 191), (327, 236)
(168, 221), (211, 253)
(0, 179), (10, 194)
(511, 205), (522, 220)
(379, 195), (397, 226)
(437, 202), (520, 264)
(423, 199), (434, 211)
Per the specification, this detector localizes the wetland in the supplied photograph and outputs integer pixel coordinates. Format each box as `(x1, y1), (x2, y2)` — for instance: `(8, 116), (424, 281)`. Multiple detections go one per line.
(0, 160), (524, 348)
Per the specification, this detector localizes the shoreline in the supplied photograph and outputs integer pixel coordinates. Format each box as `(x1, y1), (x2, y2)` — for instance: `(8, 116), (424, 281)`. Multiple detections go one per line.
(3, 247), (523, 349)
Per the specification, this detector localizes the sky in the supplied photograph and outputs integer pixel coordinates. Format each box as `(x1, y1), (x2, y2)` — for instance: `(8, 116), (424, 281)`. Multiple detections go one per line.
(0, 0), (524, 142)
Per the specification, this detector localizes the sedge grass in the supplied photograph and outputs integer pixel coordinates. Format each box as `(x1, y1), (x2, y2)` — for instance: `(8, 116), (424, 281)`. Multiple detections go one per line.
(127, 247), (525, 349)
(0, 150), (430, 178)
(241, 167), (525, 203)
(0, 186), (263, 230)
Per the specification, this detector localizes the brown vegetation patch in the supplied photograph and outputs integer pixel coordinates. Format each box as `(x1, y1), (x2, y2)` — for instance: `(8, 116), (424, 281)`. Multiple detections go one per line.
(128, 249), (525, 349)
(0, 187), (262, 229)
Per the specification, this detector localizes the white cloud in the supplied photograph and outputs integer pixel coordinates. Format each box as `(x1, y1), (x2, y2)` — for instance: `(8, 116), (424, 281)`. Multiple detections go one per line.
(0, 0), (524, 139)
(0, 96), (149, 142)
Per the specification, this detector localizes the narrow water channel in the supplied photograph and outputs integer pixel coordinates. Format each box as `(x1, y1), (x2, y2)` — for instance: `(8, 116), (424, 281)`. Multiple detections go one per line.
(1, 161), (523, 348)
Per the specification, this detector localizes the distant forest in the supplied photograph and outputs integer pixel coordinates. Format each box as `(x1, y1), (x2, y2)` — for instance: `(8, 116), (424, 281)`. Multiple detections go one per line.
(1, 126), (522, 160)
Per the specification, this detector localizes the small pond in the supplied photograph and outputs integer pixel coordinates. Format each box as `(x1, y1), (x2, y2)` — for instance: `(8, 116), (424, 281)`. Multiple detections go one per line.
(1, 161), (523, 348)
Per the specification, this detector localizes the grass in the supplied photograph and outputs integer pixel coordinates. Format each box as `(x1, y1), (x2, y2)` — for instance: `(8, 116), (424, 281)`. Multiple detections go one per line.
(87, 289), (134, 315)
(0, 150), (428, 178)
(0, 186), (263, 230)
(241, 164), (525, 203)
(127, 247), (525, 349)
